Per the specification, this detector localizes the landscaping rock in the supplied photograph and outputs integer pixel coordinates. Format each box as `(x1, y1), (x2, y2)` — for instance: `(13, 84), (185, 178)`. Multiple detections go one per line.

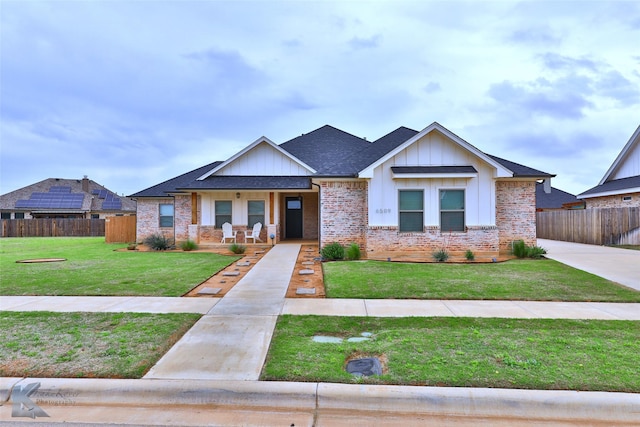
(198, 287), (222, 295)
(296, 288), (316, 295)
(299, 269), (314, 275)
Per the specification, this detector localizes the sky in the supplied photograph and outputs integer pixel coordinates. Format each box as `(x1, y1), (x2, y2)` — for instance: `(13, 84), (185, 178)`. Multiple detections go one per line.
(1, 0), (639, 197)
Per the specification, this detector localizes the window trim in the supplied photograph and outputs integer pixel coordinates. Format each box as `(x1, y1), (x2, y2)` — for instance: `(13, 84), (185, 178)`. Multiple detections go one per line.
(439, 189), (465, 233)
(398, 189), (424, 233)
(159, 203), (174, 228)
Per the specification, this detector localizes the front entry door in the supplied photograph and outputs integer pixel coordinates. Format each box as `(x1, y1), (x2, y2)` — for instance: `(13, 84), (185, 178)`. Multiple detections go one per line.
(285, 197), (303, 239)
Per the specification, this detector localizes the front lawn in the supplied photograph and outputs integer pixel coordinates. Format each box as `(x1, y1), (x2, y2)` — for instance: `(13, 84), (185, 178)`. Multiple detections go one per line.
(323, 259), (640, 302)
(0, 311), (200, 378)
(0, 237), (239, 296)
(262, 315), (640, 392)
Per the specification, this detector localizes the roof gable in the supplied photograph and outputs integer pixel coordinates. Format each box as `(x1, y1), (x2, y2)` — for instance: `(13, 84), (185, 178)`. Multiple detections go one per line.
(358, 122), (514, 178)
(599, 125), (640, 185)
(198, 137), (316, 180)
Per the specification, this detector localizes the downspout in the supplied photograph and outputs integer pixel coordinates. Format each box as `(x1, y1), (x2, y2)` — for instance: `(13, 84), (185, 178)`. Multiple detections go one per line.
(171, 194), (176, 246)
(312, 182), (321, 252)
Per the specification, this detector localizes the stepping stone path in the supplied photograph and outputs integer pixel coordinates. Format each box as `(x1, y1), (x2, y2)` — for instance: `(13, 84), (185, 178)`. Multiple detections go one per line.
(302, 261), (314, 266)
(299, 269), (314, 275)
(236, 261), (251, 267)
(198, 287), (222, 295)
(296, 287), (316, 295)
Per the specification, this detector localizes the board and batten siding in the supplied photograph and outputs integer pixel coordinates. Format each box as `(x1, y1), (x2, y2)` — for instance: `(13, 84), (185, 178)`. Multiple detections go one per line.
(610, 140), (640, 180)
(367, 131), (497, 227)
(217, 142), (312, 176)
(200, 192), (271, 227)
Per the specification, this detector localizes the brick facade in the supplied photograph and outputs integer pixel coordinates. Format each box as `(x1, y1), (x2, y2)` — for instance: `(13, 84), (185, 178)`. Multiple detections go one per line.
(320, 181), (367, 248)
(584, 193), (640, 208)
(496, 181), (537, 251)
(366, 225), (499, 254)
(136, 198), (175, 242)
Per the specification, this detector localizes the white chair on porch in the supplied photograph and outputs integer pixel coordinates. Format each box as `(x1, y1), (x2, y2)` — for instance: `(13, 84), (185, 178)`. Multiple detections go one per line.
(220, 222), (237, 243)
(245, 222), (262, 243)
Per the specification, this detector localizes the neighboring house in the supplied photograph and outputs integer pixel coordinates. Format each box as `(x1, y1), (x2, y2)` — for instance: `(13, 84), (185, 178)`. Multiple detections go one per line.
(535, 182), (583, 211)
(0, 177), (136, 219)
(130, 122), (554, 256)
(578, 125), (640, 208)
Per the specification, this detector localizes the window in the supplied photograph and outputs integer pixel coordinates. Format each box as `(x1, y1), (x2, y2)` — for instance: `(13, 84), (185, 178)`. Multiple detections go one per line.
(159, 204), (174, 227)
(399, 190), (424, 232)
(440, 190), (465, 232)
(215, 200), (232, 228)
(248, 200), (265, 228)
(0, 212), (10, 219)
(14, 212), (25, 219)
(91, 214), (100, 219)
(623, 196), (632, 202)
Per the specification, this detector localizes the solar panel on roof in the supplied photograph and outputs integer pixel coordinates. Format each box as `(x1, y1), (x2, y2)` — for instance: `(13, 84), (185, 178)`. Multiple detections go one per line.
(92, 189), (100, 195)
(14, 192), (84, 209)
(49, 186), (72, 193)
(98, 190), (108, 199)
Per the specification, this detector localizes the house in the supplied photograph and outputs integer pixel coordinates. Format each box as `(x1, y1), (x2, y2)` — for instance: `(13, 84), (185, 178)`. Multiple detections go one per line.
(130, 122), (554, 256)
(535, 183), (582, 211)
(578, 125), (640, 208)
(0, 176), (136, 219)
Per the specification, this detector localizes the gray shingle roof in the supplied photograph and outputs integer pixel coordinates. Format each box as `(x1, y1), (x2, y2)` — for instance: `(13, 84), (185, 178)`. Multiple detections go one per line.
(179, 176), (311, 190)
(535, 182), (579, 209)
(130, 125), (554, 197)
(578, 175), (640, 197)
(129, 161), (222, 197)
(486, 155), (554, 178)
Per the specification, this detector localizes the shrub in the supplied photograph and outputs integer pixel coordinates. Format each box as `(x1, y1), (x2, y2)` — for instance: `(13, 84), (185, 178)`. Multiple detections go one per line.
(512, 239), (547, 259)
(229, 243), (246, 254)
(527, 245), (547, 259)
(432, 249), (449, 262)
(464, 249), (475, 261)
(512, 240), (527, 258)
(321, 242), (345, 261)
(181, 240), (198, 251)
(144, 234), (172, 251)
(345, 243), (361, 261)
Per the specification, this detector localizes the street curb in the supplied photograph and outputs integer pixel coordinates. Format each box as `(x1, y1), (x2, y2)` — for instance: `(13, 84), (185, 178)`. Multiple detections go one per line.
(2, 377), (639, 425)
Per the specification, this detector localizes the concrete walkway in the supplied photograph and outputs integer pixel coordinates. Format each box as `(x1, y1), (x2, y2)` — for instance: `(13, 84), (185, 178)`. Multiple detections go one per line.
(538, 238), (640, 290)
(144, 243), (300, 380)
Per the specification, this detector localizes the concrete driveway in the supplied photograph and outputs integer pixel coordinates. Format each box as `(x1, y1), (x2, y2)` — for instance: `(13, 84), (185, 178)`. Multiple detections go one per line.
(538, 239), (640, 291)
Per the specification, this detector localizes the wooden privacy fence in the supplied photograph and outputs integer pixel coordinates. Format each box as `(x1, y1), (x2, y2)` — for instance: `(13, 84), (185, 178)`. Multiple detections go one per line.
(1, 219), (105, 238)
(105, 215), (137, 243)
(536, 207), (640, 245)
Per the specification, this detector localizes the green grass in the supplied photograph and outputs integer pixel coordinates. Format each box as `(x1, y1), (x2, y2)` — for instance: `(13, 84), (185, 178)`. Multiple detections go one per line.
(323, 259), (640, 302)
(262, 315), (640, 392)
(0, 311), (200, 378)
(0, 237), (239, 296)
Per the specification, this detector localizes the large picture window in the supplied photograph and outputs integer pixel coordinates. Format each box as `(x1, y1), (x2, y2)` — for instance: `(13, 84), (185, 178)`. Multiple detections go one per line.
(248, 200), (265, 228)
(215, 200), (232, 228)
(159, 204), (174, 227)
(440, 190), (465, 232)
(399, 190), (424, 232)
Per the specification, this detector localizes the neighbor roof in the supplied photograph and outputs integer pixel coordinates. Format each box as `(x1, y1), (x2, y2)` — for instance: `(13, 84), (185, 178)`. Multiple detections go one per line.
(535, 182), (579, 209)
(578, 175), (640, 198)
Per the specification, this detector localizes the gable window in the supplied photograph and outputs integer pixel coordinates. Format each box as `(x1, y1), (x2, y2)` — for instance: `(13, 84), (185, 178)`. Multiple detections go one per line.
(215, 200), (232, 227)
(248, 200), (265, 228)
(440, 189), (465, 232)
(159, 204), (174, 228)
(399, 190), (424, 232)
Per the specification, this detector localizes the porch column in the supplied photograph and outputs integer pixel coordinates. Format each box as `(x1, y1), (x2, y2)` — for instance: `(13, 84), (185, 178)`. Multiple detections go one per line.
(191, 193), (197, 224)
(269, 192), (274, 224)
